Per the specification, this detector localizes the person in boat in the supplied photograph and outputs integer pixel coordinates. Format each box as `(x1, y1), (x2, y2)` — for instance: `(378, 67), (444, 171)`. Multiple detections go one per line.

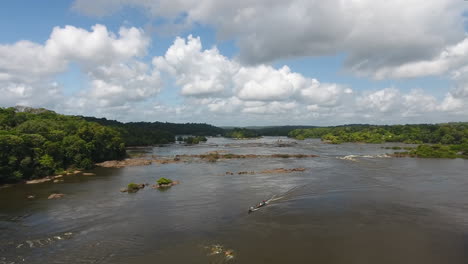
(248, 200), (268, 213)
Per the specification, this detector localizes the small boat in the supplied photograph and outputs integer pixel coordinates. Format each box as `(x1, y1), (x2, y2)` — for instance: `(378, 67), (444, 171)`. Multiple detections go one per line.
(248, 200), (268, 214)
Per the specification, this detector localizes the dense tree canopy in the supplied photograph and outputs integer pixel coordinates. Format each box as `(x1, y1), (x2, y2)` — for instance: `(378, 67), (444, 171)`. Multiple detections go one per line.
(0, 107), (126, 183)
(82, 116), (224, 146)
(289, 123), (468, 145)
(251, 126), (316, 136)
(289, 123), (468, 159)
(224, 128), (259, 139)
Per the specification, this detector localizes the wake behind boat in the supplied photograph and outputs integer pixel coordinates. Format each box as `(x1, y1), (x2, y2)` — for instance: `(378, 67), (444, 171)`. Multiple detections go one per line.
(247, 185), (306, 214)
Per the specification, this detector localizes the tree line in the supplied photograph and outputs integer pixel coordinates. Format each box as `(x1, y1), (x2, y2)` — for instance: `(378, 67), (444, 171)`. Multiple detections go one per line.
(289, 123), (468, 158)
(0, 107), (226, 184)
(289, 123), (468, 144)
(0, 107), (126, 183)
(82, 116), (224, 146)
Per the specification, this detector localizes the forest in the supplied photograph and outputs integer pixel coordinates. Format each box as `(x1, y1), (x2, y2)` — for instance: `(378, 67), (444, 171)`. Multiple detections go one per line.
(0, 107), (126, 184)
(251, 126), (316, 136)
(82, 116), (224, 146)
(0, 107), (225, 184)
(224, 128), (260, 139)
(289, 123), (468, 158)
(289, 123), (468, 144)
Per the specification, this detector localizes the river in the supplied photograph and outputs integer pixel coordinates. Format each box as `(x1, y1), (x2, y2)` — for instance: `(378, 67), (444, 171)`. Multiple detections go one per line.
(1, 137), (467, 263)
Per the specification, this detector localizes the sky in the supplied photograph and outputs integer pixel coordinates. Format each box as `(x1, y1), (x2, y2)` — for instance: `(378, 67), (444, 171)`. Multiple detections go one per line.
(0, 0), (468, 126)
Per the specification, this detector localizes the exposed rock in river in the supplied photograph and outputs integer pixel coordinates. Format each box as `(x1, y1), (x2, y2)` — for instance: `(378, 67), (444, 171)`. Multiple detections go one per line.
(97, 153), (318, 168)
(152, 180), (180, 189)
(48, 193), (65, 199)
(97, 159), (153, 168)
(27, 178), (52, 184)
(260, 168), (306, 174)
(226, 167), (306, 175)
(121, 183), (146, 193)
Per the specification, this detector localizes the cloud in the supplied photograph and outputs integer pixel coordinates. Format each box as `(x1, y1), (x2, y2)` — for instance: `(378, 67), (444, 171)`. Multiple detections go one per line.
(72, 0), (466, 78)
(0, 24), (160, 110)
(1, 23), (467, 125)
(84, 61), (161, 107)
(235, 66), (299, 101)
(373, 37), (468, 79)
(153, 35), (235, 96)
(155, 35), (351, 108)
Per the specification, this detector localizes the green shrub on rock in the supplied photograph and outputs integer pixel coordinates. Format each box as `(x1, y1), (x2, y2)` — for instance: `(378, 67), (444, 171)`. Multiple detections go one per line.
(157, 177), (173, 185)
(127, 183), (141, 192)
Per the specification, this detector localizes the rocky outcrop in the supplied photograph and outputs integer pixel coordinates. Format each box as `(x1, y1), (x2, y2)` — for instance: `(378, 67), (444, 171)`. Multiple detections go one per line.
(152, 180), (180, 189)
(26, 178), (52, 184)
(96, 159), (152, 168)
(120, 183), (147, 193)
(260, 168), (306, 174)
(225, 168), (306, 175)
(98, 153), (318, 168)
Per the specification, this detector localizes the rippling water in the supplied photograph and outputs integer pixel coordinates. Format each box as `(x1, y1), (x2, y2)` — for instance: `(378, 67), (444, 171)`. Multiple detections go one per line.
(1, 137), (468, 263)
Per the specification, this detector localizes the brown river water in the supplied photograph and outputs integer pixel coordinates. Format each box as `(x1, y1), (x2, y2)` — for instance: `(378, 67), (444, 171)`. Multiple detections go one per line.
(1, 137), (468, 264)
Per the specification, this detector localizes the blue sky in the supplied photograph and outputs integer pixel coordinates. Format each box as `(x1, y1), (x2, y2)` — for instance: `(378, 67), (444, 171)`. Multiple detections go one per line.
(0, 0), (467, 125)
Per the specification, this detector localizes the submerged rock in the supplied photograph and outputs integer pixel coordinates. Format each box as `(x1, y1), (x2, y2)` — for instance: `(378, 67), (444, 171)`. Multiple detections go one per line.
(205, 244), (235, 261)
(97, 159), (152, 168)
(260, 167), (306, 174)
(48, 193), (65, 199)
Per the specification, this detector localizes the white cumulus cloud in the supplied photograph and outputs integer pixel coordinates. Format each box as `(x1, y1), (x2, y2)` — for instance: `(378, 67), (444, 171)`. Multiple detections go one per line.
(73, 0), (466, 79)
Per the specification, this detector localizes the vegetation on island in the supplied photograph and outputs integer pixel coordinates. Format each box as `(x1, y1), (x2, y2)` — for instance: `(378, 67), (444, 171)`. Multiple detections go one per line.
(224, 128), (259, 139)
(127, 183), (142, 192)
(157, 177), (173, 185)
(83, 116), (223, 146)
(393, 144), (468, 159)
(250, 126), (317, 136)
(290, 123), (468, 159)
(289, 123), (468, 145)
(177, 136), (208, 144)
(0, 107), (126, 184)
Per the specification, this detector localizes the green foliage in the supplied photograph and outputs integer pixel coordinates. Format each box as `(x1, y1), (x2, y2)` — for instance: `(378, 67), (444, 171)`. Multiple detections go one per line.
(0, 107), (126, 184)
(400, 144), (458, 159)
(82, 116), (224, 146)
(322, 134), (342, 144)
(157, 177), (173, 185)
(183, 136), (208, 144)
(289, 123), (468, 145)
(250, 126), (317, 136)
(127, 183), (141, 192)
(291, 123), (468, 159)
(224, 128), (259, 139)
